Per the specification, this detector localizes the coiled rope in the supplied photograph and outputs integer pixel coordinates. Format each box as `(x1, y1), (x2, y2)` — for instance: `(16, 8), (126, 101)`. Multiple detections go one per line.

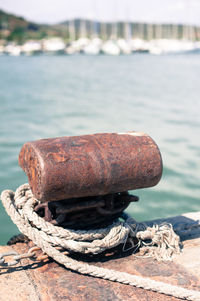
(1, 184), (200, 301)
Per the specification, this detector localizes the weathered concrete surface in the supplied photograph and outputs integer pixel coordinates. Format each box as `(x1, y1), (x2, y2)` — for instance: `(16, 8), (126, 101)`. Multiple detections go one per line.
(0, 211), (200, 301)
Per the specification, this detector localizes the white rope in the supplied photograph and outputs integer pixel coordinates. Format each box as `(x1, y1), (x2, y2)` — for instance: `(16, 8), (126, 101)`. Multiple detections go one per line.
(13, 184), (181, 258)
(1, 184), (200, 301)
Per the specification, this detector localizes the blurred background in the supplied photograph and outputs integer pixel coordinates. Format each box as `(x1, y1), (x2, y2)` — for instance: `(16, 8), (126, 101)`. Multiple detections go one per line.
(0, 0), (200, 245)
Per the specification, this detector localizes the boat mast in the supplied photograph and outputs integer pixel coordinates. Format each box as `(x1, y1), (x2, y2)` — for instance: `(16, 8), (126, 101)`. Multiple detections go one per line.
(147, 23), (153, 41)
(111, 0), (117, 40)
(92, 0), (98, 38)
(80, 19), (87, 38)
(155, 23), (162, 40)
(124, 0), (132, 41)
(183, 0), (195, 41)
(69, 19), (76, 41)
(138, 23), (144, 39)
(172, 24), (179, 40)
(100, 22), (107, 40)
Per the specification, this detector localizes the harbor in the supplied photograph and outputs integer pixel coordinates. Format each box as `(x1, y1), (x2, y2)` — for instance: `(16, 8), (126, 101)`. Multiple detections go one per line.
(1, 11), (200, 55)
(0, 1), (200, 300)
(2, 36), (200, 56)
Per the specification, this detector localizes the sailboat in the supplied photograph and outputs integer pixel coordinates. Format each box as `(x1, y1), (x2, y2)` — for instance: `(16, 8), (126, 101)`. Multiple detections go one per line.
(65, 19), (78, 54)
(101, 4), (120, 55)
(117, 1), (132, 55)
(83, 6), (102, 55)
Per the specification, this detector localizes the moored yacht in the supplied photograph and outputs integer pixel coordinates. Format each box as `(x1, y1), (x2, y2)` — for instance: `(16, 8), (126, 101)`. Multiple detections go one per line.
(101, 40), (120, 55)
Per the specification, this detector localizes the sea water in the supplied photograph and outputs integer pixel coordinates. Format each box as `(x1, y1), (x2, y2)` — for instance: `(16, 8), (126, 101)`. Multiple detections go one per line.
(0, 54), (200, 245)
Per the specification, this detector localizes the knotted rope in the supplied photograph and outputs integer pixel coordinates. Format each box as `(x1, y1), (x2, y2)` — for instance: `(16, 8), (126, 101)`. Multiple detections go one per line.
(1, 184), (200, 301)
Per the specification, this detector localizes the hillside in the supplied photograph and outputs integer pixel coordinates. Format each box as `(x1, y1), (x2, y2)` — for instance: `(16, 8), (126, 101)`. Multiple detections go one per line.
(0, 9), (66, 43)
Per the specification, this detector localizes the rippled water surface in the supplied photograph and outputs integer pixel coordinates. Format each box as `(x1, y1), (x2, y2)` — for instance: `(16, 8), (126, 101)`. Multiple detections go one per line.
(0, 54), (200, 244)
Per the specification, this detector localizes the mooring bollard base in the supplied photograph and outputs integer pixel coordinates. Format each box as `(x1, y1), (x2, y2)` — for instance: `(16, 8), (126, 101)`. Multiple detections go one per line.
(0, 212), (200, 301)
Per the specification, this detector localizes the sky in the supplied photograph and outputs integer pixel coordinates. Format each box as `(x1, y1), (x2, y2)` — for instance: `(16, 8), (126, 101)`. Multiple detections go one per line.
(0, 0), (200, 25)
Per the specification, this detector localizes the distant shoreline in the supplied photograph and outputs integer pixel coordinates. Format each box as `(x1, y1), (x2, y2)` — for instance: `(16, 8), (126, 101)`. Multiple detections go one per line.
(1, 8), (200, 44)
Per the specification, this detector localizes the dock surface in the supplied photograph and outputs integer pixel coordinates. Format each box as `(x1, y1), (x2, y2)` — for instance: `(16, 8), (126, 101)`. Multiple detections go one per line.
(0, 211), (200, 301)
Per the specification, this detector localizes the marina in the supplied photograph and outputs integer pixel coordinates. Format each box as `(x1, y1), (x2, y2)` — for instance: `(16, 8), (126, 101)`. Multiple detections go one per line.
(1, 36), (200, 56)
(1, 11), (200, 56)
(0, 2), (200, 300)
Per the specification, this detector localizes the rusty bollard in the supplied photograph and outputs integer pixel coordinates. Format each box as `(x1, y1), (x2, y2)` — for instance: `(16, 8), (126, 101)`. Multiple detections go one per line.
(18, 131), (162, 228)
(19, 131), (162, 202)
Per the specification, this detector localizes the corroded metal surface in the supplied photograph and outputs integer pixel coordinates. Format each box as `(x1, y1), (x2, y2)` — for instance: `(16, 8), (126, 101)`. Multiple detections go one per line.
(18, 132), (162, 202)
(0, 212), (200, 301)
(35, 192), (138, 229)
(0, 239), (199, 301)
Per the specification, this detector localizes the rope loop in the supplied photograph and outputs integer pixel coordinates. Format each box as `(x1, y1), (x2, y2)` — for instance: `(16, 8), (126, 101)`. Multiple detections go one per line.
(1, 184), (200, 301)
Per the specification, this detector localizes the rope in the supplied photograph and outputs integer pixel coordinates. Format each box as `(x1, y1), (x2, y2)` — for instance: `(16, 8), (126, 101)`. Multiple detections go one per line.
(1, 184), (200, 301)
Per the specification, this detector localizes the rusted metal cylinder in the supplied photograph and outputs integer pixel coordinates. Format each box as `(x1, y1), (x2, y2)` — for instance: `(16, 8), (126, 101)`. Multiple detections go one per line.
(18, 132), (162, 202)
